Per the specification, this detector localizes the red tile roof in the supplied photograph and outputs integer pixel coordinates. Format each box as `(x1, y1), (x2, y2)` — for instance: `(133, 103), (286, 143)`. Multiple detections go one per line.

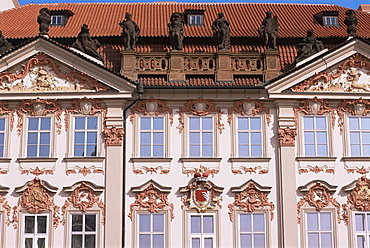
(1, 3), (369, 39)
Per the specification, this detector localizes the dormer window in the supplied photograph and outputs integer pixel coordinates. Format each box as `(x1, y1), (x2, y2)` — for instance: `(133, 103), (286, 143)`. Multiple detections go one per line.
(323, 16), (338, 26)
(314, 11), (339, 27)
(49, 10), (74, 26)
(51, 15), (65, 25)
(184, 9), (205, 26)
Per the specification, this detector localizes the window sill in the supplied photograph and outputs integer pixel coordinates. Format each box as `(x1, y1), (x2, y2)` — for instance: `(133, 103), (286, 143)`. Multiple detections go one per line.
(17, 158), (58, 162)
(64, 157), (105, 162)
(229, 158), (271, 162)
(180, 158), (222, 162)
(342, 157), (370, 162)
(130, 158), (173, 163)
(0, 158), (11, 163)
(296, 157), (336, 162)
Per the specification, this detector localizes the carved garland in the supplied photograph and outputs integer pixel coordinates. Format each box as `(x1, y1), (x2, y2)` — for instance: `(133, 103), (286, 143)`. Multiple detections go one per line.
(21, 166), (54, 176)
(65, 166), (104, 176)
(228, 182), (274, 221)
(296, 183), (340, 224)
(0, 101), (15, 131)
(0, 195), (12, 227)
(17, 98), (62, 135)
(104, 126), (124, 146)
(278, 127), (297, 146)
(177, 98), (224, 134)
(61, 182), (105, 225)
(231, 167), (269, 175)
(291, 53), (370, 92)
(0, 53), (109, 92)
(293, 97), (335, 129)
(129, 97), (174, 125)
(65, 97), (107, 131)
(227, 98), (271, 125)
(133, 167), (170, 175)
(128, 183), (174, 220)
(182, 165), (219, 177)
(337, 98), (370, 134)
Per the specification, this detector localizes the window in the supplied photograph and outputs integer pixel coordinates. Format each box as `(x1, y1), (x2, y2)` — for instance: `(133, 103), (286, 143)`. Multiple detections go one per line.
(51, 15), (64, 25)
(189, 117), (213, 157)
(27, 117), (51, 157)
(70, 213), (97, 248)
(188, 15), (204, 26)
(189, 213), (215, 248)
(348, 117), (370, 156)
(0, 118), (6, 157)
(237, 117), (262, 157)
(22, 214), (48, 248)
(323, 16), (338, 26)
(353, 212), (370, 248)
(306, 212), (333, 248)
(303, 116), (328, 156)
(139, 117), (164, 157)
(73, 116), (98, 157)
(239, 213), (266, 248)
(138, 213), (165, 248)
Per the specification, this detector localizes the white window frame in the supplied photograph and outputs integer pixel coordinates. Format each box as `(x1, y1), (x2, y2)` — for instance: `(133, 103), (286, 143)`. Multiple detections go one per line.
(323, 16), (338, 26)
(51, 15), (64, 25)
(69, 212), (98, 248)
(0, 212), (3, 248)
(21, 213), (49, 248)
(188, 212), (217, 248)
(351, 211), (370, 248)
(236, 211), (269, 248)
(299, 114), (332, 157)
(138, 116), (165, 158)
(0, 116), (9, 158)
(188, 14), (204, 26)
(133, 210), (170, 248)
(346, 116), (370, 157)
(300, 208), (337, 248)
(68, 114), (103, 158)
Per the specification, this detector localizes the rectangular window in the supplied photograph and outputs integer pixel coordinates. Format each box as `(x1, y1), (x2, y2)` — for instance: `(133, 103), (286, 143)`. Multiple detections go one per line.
(189, 117), (213, 157)
(237, 117), (262, 157)
(189, 214), (215, 248)
(303, 116), (328, 156)
(353, 212), (370, 248)
(140, 117), (164, 157)
(0, 118), (6, 157)
(239, 213), (266, 248)
(70, 213), (97, 248)
(27, 117), (51, 157)
(138, 213), (165, 248)
(188, 15), (204, 26)
(306, 212), (333, 248)
(73, 116), (98, 157)
(22, 214), (48, 248)
(51, 15), (63, 25)
(348, 117), (370, 156)
(323, 16), (338, 26)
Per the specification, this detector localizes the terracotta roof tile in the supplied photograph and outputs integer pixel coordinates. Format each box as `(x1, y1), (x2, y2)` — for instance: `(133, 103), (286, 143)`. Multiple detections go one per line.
(1, 3), (369, 39)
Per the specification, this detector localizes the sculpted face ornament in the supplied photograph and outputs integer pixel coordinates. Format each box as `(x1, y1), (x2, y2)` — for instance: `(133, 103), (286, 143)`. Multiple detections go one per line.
(195, 102), (205, 111)
(309, 101), (321, 115)
(243, 101), (255, 115)
(355, 103), (366, 115)
(33, 103), (46, 116)
(146, 101), (158, 113)
(79, 101), (92, 115)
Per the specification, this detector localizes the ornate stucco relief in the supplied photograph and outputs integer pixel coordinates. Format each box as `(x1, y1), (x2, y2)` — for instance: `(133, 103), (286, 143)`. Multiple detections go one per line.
(337, 98), (370, 134)
(291, 54), (370, 93)
(104, 126), (124, 146)
(129, 97), (173, 125)
(0, 53), (109, 93)
(278, 127), (296, 146)
(227, 98), (271, 125)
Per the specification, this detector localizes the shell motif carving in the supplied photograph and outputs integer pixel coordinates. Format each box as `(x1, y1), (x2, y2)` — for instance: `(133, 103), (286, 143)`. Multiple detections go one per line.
(129, 97), (173, 125)
(227, 98), (271, 125)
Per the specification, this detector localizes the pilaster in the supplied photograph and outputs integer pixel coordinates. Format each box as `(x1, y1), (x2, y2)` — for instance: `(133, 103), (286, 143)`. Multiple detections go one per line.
(120, 51), (137, 81)
(216, 50), (232, 81)
(168, 50), (185, 81)
(264, 49), (280, 81)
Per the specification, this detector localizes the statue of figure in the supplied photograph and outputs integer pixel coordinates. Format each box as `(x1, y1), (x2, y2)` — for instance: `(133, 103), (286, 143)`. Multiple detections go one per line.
(168, 12), (184, 51)
(0, 31), (12, 54)
(119, 12), (140, 51)
(72, 24), (103, 62)
(344, 10), (358, 37)
(258, 11), (279, 49)
(37, 8), (51, 36)
(295, 29), (324, 63)
(212, 13), (230, 50)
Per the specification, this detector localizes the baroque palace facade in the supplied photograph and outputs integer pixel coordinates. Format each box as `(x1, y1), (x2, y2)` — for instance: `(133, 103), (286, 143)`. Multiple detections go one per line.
(0, 2), (370, 248)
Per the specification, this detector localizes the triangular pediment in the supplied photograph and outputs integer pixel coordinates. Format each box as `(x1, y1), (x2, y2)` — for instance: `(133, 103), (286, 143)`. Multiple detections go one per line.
(266, 39), (370, 98)
(0, 37), (136, 94)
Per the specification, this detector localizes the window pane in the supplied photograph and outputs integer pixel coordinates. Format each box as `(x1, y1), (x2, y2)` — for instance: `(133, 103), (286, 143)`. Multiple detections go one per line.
(75, 117), (85, 129)
(304, 132), (315, 144)
(307, 233), (319, 248)
(140, 132), (151, 145)
(251, 145), (262, 157)
(29, 118), (39, 130)
(74, 132), (85, 144)
(74, 145), (84, 156)
(316, 117), (326, 129)
(25, 216), (35, 233)
(320, 212), (331, 231)
(253, 214), (265, 232)
(71, 235), (82, 248)
(37, 238), (45, 248)
(203, 216), (214, 234)
(190, 145), (200, 157)
(40, 118), (51, 130)
(349, 117), (359, 130)
(153, 214), (164, 232)
(361, 118), (370, 130)
(87, 132), (97, 144)
(25, 238), (33, 248)
(139, 214), (151, 232)
(27, 145), (37, 157)
(87, 117), (97, 129)
(153, 133), (163, 145)
(321, 233), (332, 248)
(39, 145), (50, 157)
(238, 117), (249, 130)
(85, 235), (96, 248)
(202, 133), (212, 145)
(153, 145), (163, 157)
(250, 117), (261, 130)
(316, 132), (327, 144)
(240, 214), (251, 232)
(254, 234), (265, 248)
(191, 216), (201, 233)
(0, 119), (5, 130)
(355, 214), (364, 231)
(40, 133), (50, 145)
(28, 133), (38, 144)
(357, 236), (365, 248)
(86, 145), (97, 156)
(238, 133), (249, 145)
(189, 117), (200, 130)
(350, 132), (361, 144)
(204, 238), (213, 248)
(72, 214), (83, 231)
(363, 145), (370, 156)
(85, 214), (96, 231)
(305, 144), (315, 156)
(191, 238), (200, 248)
(202, 117), (212, 130)
(140, 145), (151, 157)
(351, 145), (361, 156)
(190, 133), (200, 145)
(317, 145), (328, 156)
(153, 118), (163, 130)
(367, 214), (370, 231)
(251, 133), (261, 145)
(37, 216), (47, 233)
(239, 145), (249, 157)
(139, 235), (151, 248)
(307, 213), (318, 230)
(304, 117), (314, 129)
(202, 145), (213, 157)
(141, 118), (151, 130)
(240, 234), (252, 248)
(153, 234), (164, 248)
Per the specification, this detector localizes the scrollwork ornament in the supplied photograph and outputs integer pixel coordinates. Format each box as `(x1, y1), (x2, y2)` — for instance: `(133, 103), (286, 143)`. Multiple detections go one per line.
(0, 101), (14, 131)
(338, 98), (370, 134)
(278, 127), (296, 146)
(129, 97), (173, 125)
(227, 98), (271, 125)
(104, 126), (124, 146)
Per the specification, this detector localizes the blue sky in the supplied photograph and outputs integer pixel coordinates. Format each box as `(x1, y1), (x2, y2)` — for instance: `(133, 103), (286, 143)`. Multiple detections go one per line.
(18, 0), (370, 11)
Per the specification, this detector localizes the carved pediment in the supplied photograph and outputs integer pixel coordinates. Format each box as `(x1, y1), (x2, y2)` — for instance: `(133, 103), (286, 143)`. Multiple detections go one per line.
(291, 54), (370, 93)
(0, 53), (110, 93)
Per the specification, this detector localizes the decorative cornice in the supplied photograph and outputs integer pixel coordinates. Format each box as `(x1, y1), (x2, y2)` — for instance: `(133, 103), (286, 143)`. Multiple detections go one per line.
(228, 181), (274, 222)
(227, 98), (271, 125)
(293, 97), (335, 129)
(128, 183), (174, 220)
(338, 98), (370, 134)
(17, 98), (62, 135)
(177, 98), (224, 134)
(129, 97), (173, 125)
(0, 101), (14, 131)
(65, 97), (107, 131)
(278, 127), (296, 146)
(104, 126), (124, 146)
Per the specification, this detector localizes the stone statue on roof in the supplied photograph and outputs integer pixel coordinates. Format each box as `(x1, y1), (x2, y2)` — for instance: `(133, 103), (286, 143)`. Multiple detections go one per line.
(0, 31), (12, 54)
(258, 11), (279, 49)
(344, 9), (358, 37)
(37, 8), (51, 36)
(168, 12), (184, 51)
(295, 29), (323, 63)
(119, 12), (140, 51)
(72, 24), (103, 62)
(212, 12), (231, 50)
